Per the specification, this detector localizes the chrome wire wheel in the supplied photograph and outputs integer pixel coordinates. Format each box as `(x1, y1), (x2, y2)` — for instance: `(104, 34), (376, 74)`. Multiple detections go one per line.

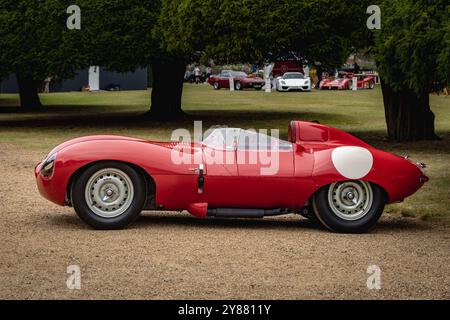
(327, 181), (373, 221)
(84, 168), (135, 218)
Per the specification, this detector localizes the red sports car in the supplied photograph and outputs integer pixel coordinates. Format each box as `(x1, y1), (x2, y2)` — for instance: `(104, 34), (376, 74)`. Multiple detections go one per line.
(35, 121), (428, 233)
(353, 74), (376, 89)
(208, 70), (265, 90)
(320, 72), (376, 90)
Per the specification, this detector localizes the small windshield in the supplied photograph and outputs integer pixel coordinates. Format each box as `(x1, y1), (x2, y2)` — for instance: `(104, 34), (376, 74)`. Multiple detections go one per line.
(203, 129), (292, 151)
(238, 131), (292, 151)
(202, 128), (240, 151)
(283, 73), (305, 79)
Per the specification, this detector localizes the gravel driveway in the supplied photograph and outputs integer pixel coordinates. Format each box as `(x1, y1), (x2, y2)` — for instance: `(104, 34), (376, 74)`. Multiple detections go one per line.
(0, 143), (448, 299)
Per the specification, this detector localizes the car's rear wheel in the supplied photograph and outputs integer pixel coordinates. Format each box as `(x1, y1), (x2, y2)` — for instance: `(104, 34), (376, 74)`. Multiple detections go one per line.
(72, 161), (146, 230)
(213, 82), (220, 90)
(369, 81), (375, 89)
(235, 81), (242, 90)
(312, 181), (385, 233)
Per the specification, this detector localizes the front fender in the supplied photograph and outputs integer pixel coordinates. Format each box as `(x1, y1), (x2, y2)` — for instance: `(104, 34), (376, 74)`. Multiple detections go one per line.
(35, 139), (198, 206)
(311, 147), (426, 203)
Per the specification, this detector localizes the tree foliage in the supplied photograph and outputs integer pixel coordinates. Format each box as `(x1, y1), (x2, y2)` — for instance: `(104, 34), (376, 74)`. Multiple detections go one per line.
(158, 0), (371, 68)
(374, 0), (450, 94)
(0, 0), (84, 82)
(74, 0), (161, 72)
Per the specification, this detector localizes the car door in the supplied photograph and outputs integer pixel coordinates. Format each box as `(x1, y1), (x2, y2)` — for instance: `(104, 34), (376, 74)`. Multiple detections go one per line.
(235, 131), (299, 208)
(200, 128), (240, 207)
(219, 71), (230, 88)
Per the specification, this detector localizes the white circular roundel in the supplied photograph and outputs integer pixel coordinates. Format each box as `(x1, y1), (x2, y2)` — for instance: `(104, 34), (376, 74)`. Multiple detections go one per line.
(331, 146), (373, 180)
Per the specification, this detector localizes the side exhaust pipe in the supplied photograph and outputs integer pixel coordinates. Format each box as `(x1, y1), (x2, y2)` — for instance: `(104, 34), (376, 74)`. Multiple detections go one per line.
(207, 208), (288, 218)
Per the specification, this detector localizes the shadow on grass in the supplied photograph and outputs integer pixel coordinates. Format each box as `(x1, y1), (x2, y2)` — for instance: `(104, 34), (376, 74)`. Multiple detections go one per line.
(1, 104), (448, 153)
(0, 105), (347, 129)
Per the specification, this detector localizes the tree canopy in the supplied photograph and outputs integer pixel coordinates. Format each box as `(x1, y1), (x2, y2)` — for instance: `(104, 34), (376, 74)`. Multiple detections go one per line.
(0, 0), (162, 109)
(74, 0), (161, 72)
(374, 0), (449, 94)
(372, 0), (449, 140)
(158, 0), (371, 68)
(0, 0), (85, 107)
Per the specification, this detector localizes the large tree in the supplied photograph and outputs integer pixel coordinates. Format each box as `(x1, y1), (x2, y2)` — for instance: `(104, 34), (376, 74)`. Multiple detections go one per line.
(0, 0), (86, 110)
(76, 0), (186, 119)
(0, 0), (179, 118)
(374, 0), (449, 141)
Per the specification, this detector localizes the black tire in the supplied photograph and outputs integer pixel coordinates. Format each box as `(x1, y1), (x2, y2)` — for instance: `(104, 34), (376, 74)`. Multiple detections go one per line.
(312, 182), (385, 233)
(299, 207), (322, 226)
(254, 86), (262, 91)
(213, 82), (220, 90)
(235, 81), (242, 90)
(72, 161), (147, 230)
(369, 81), (375, 89)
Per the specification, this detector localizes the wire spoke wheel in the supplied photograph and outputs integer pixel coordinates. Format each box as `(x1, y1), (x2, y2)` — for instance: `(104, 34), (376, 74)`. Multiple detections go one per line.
(84, 168), (135, 218)
(327, 181), (373, 221)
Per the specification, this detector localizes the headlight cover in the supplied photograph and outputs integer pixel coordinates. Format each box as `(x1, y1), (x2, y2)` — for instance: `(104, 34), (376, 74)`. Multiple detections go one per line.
(41, 152), (57, 177)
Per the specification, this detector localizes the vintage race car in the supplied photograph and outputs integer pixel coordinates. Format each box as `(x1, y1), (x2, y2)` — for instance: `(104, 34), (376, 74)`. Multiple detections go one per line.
(353, 73), (376, 89)
(35, 121), (428, 233)
(319, 73), (352, 90)
(207, 70), (265, 90)
(320, 72), (376, 90)
(276, 72), (311, 92)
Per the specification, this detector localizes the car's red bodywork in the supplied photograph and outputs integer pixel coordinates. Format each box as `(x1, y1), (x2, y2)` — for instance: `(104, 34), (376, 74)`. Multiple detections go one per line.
(207, 70), (265, 90)
(35, 121), (427, 219)
(272, 61), (304, 77)
(320, 72), (376, 90)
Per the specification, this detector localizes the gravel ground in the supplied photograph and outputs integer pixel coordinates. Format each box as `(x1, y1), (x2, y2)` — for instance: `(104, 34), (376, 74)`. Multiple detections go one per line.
(0, 143), (449, 300)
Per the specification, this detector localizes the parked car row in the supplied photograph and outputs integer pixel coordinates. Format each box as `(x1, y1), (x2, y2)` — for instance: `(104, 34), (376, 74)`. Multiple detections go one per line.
(207, 69), (376, 92)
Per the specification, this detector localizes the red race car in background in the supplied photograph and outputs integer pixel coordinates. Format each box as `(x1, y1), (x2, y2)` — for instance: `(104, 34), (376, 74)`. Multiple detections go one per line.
(35, 121), (428, 233)
(320, 72), (376, 90)
(208, 70), (265, 90)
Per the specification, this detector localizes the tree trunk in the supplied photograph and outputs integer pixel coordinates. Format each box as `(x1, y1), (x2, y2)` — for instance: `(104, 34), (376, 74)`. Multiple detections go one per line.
(147, 60), (187, 120)
(16, 73), (43, 110)
(381, 81), (439, 141)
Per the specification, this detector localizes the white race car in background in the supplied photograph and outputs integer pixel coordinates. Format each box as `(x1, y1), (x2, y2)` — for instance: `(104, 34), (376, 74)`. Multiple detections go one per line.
(276, 72), (311, 92)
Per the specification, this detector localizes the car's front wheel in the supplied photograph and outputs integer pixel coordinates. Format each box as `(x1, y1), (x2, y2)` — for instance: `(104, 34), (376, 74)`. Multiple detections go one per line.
(312, 181), (385, 233)
(213, 82), (220, 90)
(72, 161), (146, 230)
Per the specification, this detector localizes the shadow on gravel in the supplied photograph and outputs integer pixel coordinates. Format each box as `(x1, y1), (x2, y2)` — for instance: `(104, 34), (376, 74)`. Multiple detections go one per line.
(137, 214), (319, 231)
(374, 217), (431, 232)
(47, 212), (429, 233)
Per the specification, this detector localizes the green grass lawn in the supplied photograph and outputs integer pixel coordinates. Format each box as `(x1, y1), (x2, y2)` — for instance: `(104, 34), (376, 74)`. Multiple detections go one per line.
(1, 84), (449, 223)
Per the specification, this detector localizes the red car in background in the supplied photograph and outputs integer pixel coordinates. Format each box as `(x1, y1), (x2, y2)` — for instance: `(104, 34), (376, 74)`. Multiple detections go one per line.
(272, 60), (304, 77)
(208, 70), (265, 90)
(353, 74), (376, 89)
(320, 72), (376, 90)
